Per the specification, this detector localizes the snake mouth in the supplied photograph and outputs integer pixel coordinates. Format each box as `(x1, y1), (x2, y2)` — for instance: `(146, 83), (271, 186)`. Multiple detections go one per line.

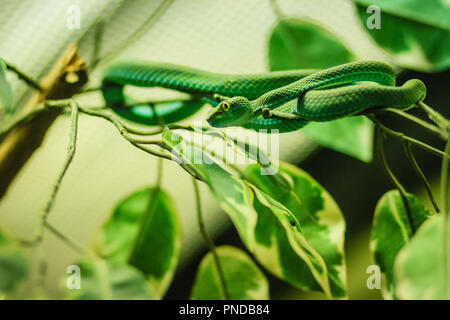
(206, 107), (240, 127)
(206, 108), (223, 125)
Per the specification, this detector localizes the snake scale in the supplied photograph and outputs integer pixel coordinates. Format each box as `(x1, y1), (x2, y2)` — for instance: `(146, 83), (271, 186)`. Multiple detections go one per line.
(101, 60), (426, 132)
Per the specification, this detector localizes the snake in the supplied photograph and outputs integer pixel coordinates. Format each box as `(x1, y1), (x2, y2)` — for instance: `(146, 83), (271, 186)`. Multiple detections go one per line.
(101, 60), (426, 132)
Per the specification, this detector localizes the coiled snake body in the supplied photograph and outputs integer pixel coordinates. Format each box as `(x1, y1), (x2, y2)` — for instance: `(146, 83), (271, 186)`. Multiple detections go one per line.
(102, 60), (426, 132)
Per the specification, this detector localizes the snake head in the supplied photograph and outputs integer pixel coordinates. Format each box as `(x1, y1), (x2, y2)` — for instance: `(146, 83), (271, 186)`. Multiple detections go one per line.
(207, 96), (253, 128)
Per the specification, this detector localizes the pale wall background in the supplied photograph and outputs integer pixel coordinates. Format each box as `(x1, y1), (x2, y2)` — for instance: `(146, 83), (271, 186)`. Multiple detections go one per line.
(0, 0), (390, 296)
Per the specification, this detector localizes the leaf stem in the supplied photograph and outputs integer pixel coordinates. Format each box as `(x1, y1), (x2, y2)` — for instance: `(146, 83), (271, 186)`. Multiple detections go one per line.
(376, 127), (415, 235)
(73, 87), (102, 96)
(403, 140), (440, 213)
(20, 101), (80, 250)
(0, 104), (50, 138)
(369, 116), (450, 160)
(376, 107), (445, 139)
(91, 21), (104, 70)
(89, 0), (174, 70)
(40, 101), (79, 229)
(5, 62), (42, 91)
(77, 106), (173, 160)
(12, 102), (93, 256)
(268, 0), (284, 20)
(44, 222), (90, 255)
(192, 177), (230, 300)
(417, 101), (450, 135)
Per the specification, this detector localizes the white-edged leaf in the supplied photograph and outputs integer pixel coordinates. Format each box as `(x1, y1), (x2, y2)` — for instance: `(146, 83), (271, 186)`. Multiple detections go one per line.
(191, 246), (269, 300)
(244, 162), (347, 298)
(162, 129), (341, 298)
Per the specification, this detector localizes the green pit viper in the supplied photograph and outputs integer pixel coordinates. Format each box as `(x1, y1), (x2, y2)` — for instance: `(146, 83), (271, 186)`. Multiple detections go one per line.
(101, 60), (426, 132)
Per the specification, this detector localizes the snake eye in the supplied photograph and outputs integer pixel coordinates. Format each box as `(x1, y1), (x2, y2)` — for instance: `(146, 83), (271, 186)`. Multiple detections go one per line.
(220, 102), (230, 112)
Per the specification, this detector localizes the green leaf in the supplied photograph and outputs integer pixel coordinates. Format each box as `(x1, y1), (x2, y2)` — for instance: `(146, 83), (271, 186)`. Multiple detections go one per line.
(0, 229), (28, 295)
(304, 117), (374, 162)
(394, 214), (450, 299)
(354, 0), (450, 72)
(267, 18), (373, 162)
(190, 246), (269, 300)
(163, 129), (339, 298)
(371, 190), (432, 299)
(244, 162), (347, 298)
(68, 258), (156, 300)
(97, 187), (181, 298)
(0, 59), (13, 117)
(268, 18), (355, 70)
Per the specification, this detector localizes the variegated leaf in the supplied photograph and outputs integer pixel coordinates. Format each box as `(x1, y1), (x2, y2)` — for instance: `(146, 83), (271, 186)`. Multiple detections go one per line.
(191, 246), (269, 300)
(163, 129), (341, 298)
(244, 162), (347, 298)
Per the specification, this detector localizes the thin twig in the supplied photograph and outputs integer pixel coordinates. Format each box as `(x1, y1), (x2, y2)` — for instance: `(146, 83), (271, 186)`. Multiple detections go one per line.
(40, 101), (79, 229)
(418, 101), (450, 135)
(0, 98), (73, 136)
(19, 101), (82, 254)
(268, 0), (284, 20)
(159, 140), (203, 180)
(403, 141), (440, 213)
(156, 157), (163, 187)
(0, 105), (48, 139)
(91, 21), (104, 69)
(126, 126), (164, 136)
(376, 107), (445, 139)
(89, 0), (174, 70)
(77, 106), (173, 160)
(376, 127), (415, 235)
(44, 222), (89, 255)
(369, 115), (450, 160)
(17, 105), (90, 256)
(152, 102), (165, 186)
(5, 62), (42, 91)
(73, 87), (103, 96)
(76, 106), (203, 179)
(192, 177), (230, 300)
